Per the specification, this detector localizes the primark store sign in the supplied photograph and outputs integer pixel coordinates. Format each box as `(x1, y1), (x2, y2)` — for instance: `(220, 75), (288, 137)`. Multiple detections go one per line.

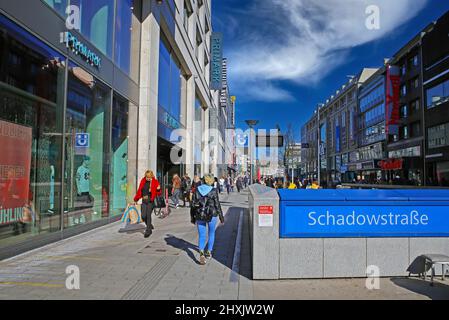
(60, 31), (101, 68)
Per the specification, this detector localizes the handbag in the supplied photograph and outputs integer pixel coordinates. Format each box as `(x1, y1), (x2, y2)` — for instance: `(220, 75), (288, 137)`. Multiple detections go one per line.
(153, 195), (166, 209)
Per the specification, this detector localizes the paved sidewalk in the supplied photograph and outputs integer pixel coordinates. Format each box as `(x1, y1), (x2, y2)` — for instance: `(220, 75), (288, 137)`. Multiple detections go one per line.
(0, 189), (448, 300)
(0, 190), (252, 300)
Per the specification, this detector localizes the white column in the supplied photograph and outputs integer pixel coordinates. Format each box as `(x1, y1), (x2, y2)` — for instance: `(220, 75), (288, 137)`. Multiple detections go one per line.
(185, 76), (196, 177)
(138, 7), (160, 178)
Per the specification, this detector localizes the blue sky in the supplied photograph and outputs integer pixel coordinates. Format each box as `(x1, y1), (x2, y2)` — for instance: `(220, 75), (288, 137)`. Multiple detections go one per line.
(212, 0), (449, 140)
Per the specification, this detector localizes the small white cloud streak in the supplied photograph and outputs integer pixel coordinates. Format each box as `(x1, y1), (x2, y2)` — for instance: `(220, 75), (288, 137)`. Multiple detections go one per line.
(225, 0), (428, 102)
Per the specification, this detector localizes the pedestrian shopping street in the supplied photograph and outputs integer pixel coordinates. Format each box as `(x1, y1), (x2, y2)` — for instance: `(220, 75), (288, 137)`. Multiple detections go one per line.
(1, 190), (448, 300)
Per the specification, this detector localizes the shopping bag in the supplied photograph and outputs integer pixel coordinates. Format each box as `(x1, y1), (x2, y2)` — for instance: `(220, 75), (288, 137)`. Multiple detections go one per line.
(120, 204), (142, 225)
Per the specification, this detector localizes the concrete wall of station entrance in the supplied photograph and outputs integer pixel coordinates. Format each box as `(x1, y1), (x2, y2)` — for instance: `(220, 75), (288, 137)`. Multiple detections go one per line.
(249, 185), (449, 280)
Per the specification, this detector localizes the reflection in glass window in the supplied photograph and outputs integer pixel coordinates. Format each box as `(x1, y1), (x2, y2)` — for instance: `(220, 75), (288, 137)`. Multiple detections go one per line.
(65, 61), (111, 228)
(115, 0), (141, 80)
(70, 0), (114, 57)
(426, 80), (449, 108)
(428, 123), (449, 149)
(43, 0), (69, 17)
(110, 94), (130, 217)
(0, 14), (66, 243)
(158, 39), (182, 122)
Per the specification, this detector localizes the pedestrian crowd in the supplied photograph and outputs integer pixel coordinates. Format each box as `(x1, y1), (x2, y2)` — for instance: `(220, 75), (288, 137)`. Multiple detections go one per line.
(131, 170), (250, 266)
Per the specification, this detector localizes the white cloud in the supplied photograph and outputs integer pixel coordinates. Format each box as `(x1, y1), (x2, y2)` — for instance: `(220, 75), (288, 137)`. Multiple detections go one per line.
(236, 80), (296, 103)
(226, 0), (428, 102)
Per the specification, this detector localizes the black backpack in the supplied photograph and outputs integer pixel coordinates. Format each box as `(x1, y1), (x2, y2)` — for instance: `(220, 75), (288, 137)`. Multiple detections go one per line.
(193, 193), (212, 222)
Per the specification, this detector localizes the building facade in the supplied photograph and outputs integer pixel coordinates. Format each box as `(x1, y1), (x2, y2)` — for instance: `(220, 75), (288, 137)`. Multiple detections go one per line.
(301, 68), (377, 186)
(384, 29), (431, 186)
(301, 9), (449, 189)
(422, 11), (449, 187)
(0, 0), (227, 259)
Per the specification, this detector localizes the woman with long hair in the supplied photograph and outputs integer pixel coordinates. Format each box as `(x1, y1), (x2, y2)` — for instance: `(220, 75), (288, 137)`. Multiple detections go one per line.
(134, 170), (161, 238)
(171, 174), (182, 209)
(191, 174), (225, 265)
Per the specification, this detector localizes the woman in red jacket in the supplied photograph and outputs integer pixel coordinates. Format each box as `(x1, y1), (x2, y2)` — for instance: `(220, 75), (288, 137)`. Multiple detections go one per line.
(134, 170), (161, 238)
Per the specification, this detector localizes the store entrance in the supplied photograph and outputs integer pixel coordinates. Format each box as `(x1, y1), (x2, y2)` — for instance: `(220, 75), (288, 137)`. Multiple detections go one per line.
(157, 138), (185, 195)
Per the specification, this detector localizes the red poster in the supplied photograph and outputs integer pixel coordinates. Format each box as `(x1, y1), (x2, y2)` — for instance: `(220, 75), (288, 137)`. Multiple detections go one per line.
(0, 120), (32, 223)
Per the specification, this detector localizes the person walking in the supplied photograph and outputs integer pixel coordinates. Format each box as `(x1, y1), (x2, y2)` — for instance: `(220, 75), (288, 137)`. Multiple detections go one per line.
(181, 174), (192, 208)
(191, 174), (225, 265)
(225, 175), (231, 195)
(171, 174), (182, 209)
(236, 176), (243, 193)
(219, 176), (225, 194)
(134, 170), (161, 238)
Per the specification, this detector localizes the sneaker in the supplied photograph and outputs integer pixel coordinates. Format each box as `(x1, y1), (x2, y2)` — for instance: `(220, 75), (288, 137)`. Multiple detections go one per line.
(205, 251), (212, 260)
(199, 251), (206, 265)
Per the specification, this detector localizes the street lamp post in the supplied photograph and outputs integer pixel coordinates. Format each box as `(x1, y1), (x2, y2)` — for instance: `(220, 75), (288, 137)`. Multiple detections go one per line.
(316, 104), (323, 186)
(245, 120), (259, 184)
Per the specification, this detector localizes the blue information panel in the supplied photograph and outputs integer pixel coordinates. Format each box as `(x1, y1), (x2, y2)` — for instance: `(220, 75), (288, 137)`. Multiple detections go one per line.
(279, 190), (449, 238)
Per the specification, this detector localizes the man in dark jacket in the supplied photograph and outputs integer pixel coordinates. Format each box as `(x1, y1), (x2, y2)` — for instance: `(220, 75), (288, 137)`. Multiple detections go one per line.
(190, 174), (225, 265)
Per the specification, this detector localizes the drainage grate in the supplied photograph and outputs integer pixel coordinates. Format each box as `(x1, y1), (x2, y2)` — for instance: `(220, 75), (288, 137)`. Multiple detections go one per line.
(121, 256), (178, 300)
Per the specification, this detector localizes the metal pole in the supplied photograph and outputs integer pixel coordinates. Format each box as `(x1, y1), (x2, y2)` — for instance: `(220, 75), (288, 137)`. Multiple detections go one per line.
(249, 128), (253, 184)
(317, 105), (321, 186)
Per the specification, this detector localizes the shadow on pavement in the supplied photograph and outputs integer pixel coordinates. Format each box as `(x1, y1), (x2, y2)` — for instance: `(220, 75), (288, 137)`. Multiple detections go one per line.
(163, 206), (252, 281)
(164, 234), (201, 265)
(391, 277), (449, 300)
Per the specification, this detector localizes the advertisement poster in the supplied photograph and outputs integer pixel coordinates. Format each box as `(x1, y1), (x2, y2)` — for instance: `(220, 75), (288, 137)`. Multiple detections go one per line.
(0, 120), (32, 225)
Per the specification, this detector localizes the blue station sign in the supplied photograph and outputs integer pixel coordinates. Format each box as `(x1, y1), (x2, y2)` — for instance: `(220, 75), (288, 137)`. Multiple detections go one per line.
(279, 189), (449, 238)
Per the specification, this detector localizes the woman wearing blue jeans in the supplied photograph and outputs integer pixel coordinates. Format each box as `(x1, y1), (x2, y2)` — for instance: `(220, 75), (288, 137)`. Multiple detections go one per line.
(191, 174), (225, 265)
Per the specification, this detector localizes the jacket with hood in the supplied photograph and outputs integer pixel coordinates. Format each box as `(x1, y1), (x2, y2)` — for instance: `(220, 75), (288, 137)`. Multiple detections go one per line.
(191, 184), (223, 222)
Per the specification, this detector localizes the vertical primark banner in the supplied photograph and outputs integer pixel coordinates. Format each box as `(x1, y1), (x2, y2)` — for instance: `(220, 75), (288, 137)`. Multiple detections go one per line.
(210, 32), (223, 90)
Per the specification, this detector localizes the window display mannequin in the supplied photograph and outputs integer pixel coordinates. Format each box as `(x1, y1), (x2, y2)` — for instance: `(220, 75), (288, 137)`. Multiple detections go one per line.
(76, 156), (94, 204)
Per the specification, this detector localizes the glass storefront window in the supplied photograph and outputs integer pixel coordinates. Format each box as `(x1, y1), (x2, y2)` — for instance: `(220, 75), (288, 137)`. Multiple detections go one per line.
(70, 0), (114, 57)
(426, 79), (449, 108)
(64, 61), (111, 228)
(115, 0), (141, 81)
(158, 39), (182, 122)
(436, 162), (449, 187)
(0, 14), (65, 244)
(428, 123), (449, 149)
(110, 93), (130, 217)
(43, 0), (69, 17)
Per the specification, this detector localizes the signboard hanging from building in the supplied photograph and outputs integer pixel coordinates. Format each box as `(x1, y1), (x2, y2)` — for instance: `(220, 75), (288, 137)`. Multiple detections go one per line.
(210, 32), (223, 90)
(386, 65), (400, 136)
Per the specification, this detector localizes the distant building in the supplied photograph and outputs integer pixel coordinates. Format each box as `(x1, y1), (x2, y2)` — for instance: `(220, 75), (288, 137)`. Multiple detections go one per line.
(422, 11), (449, 187)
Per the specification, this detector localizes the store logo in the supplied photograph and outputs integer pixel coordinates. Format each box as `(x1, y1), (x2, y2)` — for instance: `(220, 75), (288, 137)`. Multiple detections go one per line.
(75, 133), (90, 148)
(60, 31), (101, 68)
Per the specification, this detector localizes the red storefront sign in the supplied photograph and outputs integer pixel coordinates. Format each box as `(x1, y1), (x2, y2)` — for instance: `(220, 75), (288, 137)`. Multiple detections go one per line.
(379, 159), (404, 171)
(0, 120), (32, 224)
(259, 206), (274, 215)
(385, 65), (401, 136)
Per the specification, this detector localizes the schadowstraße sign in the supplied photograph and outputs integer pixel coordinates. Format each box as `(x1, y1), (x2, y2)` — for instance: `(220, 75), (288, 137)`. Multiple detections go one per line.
(210, 32), (223, 90)
(279, 189), (449, 238)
